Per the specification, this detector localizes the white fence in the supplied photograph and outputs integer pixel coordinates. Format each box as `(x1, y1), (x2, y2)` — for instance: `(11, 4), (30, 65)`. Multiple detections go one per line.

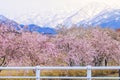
(0, 66), (120, 80)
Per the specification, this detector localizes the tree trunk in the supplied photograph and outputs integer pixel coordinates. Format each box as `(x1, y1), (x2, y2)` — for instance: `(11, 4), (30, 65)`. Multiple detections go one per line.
(105, 59), (107, 66)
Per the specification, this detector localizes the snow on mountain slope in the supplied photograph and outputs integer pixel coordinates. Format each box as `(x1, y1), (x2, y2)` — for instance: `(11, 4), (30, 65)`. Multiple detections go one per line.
(78, 9), (120, 29)
(62, 2), (111, 27)
(14, 2), (112, 28)
(15, 12), (69, 28)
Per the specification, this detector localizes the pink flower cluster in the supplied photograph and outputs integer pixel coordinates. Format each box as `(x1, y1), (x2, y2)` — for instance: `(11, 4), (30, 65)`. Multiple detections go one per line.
(0, 25), (120, 66)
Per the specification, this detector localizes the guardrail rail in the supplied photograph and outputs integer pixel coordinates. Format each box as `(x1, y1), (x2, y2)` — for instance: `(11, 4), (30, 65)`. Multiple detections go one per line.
(0, 65), (120, 80)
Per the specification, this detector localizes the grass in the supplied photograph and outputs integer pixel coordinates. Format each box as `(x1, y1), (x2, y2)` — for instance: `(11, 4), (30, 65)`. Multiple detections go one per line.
(0, 70), (35, 80)
(0, 69), (119, 80)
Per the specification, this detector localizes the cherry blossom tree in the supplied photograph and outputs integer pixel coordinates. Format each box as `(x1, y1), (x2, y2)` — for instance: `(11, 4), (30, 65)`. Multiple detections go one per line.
(89, 28), (120, 66)
(0, 24), (120, 68)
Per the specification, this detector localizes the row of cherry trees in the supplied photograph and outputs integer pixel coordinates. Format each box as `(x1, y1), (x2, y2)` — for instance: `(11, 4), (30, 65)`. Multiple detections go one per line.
(0, 25), (120, 67)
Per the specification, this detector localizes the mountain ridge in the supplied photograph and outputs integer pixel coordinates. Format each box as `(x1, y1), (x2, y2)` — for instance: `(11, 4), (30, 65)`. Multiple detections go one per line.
(0, 15), (57, 34)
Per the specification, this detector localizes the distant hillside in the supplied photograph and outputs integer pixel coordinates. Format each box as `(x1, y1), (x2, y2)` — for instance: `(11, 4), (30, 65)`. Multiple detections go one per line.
(20, 24), (57, 34)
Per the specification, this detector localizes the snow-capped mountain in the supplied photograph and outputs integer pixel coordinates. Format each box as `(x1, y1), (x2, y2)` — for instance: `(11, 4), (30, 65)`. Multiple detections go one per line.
(1, 2), (120, 31)
(78, 9), (120, 29)
(13, 2), (112, 28)
(14, 12), (69, 28)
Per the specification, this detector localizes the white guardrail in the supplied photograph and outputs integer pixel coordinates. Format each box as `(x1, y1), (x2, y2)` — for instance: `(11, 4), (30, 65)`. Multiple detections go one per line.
(0, 66), (120, 80)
